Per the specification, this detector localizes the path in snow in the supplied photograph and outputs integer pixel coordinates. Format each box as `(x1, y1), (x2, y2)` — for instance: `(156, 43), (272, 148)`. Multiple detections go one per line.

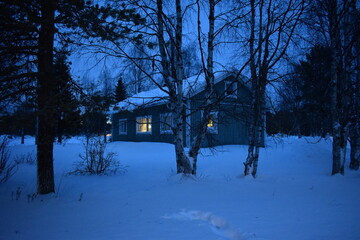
(164, 210), (257, 240)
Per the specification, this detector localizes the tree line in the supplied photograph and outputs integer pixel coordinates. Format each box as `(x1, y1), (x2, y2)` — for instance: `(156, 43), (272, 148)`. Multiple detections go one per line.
(269, 0), (359, 172)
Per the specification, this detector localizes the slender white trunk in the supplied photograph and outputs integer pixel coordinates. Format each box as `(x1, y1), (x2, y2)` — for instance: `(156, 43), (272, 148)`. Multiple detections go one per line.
(244, 0), (266, 178)
(189, 0), (216, 175)
(329, 0), (347, 175)
(156, 0), (191, 174)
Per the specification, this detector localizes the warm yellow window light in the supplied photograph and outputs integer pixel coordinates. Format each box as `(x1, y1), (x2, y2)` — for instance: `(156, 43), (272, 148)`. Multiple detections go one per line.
(207, 116), (214, 128)
(137, 117), (152, 133)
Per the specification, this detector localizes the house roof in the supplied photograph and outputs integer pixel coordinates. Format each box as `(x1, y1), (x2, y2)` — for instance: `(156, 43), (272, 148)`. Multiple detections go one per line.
(110, 70), (247, 113)
(111, 87), (169, 112)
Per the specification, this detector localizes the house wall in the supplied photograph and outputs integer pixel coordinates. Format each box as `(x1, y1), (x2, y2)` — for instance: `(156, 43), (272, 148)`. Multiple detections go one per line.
(189, 76), (255, 147)
(112, 104), (178, 144)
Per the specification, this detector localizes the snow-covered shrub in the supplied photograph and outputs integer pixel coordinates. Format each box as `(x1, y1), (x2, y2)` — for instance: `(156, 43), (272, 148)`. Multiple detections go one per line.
(70, 137), (122, 175)
(0, 136), (16, 183)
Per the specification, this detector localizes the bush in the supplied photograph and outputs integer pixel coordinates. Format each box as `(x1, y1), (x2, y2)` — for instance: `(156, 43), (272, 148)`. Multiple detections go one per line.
(0, 136), (16, 183)
(70, 137), (123, 175)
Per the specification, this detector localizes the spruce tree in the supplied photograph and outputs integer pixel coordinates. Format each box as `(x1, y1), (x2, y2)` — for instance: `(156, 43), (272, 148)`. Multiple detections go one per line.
(115, 76), (127, 102)
(53, 51), (81, 143)
(0, 0), (145, 194)
(277, 45), (332, 136)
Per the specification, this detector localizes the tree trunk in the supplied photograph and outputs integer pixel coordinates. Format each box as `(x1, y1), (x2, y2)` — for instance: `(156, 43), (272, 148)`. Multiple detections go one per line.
(244, 81), (265, 178)
(348, 0), (359, 171)
(189, 108), (211, 175)
(332, 124), (347, 175)
(174, 105), (192, 174)
(244, 0), (265, 178)
(175, 0), (191, 174)
(37, 0), (56, 194)
(251, 87), (265, 177)
(155, 0), (192, 174)
(329, 0), (346, 175)
(189, 0), (216, 175)
(349, 122), (360, 170)
(244, 97), (257, 176)
(21, 127), (25, 144)
(57, 117), (63, 144)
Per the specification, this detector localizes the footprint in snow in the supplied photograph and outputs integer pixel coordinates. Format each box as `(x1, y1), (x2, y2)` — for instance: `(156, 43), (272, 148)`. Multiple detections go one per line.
(164, 210), (257, 240)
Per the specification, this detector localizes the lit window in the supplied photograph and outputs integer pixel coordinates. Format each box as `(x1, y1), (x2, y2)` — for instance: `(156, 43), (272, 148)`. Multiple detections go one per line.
(207, 116), (214, 128)
(225, 81), (237, 98)
(204, 111), (218, 134)
(160, 113), (173, 134)
(119, 119), (127, 135)
(136, 116), (152, 133)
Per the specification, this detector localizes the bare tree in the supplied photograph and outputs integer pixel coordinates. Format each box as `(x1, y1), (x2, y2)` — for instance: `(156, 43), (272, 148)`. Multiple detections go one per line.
(122, 43), (154, 95)
(156, 0), (250, 175)
(346, 1), (360, 170)
(243, 0), (305, 177)
(310, 0), (359, 175)
(328, 0), (348, 175)
(187, 0), (217, 175)
(155, 0), (193, 173)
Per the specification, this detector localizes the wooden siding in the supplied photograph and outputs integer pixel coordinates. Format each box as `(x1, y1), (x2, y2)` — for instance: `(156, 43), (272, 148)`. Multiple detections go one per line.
(112, 104), (181, 145)
(189, 76), (254, 147)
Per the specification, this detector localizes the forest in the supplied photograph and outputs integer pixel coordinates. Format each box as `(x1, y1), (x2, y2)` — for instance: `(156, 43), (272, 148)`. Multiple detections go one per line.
(0, 0), (359, 195)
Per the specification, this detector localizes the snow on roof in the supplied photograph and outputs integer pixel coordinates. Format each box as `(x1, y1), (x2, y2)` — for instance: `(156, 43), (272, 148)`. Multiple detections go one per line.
(110, 87), (169, 113)
(110, 70), (244, 113)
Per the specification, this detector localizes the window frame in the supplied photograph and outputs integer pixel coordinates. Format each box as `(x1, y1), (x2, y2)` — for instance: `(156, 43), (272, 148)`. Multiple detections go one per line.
(202, 111), (218, 134)
(136, 116), (152, 134)
(160, 113), (173, 134)
(118, 118), (127, 135)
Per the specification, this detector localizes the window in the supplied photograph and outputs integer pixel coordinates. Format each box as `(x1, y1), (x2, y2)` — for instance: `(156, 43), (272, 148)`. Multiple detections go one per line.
(225, 81), (238, 98)
(136, 116), (152, 133)
(204, 111), (218, 134)
(160, 113), (173, 134)
(118, 119), (127, 135)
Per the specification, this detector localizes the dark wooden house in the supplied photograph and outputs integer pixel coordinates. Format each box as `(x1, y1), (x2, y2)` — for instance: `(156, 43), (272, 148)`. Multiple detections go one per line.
(111, 72), (263, 147)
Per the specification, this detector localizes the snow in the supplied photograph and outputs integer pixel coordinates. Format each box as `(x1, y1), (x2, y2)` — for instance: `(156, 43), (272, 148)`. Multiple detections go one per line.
(1, 136), (360, 240)
(111, 87), (169, 112)
(111, 70), (246, 113)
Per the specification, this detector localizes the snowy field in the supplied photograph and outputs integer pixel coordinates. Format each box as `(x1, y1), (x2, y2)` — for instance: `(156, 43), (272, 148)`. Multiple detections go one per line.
(0, 136), (359, 240)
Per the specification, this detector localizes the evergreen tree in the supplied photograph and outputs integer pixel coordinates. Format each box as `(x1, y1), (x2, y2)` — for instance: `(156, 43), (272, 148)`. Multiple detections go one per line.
(53, 51), (81, 143)
(115, 76), (127, 102)
(0, 0), (38, 104)
(0, 0), (145, 194)
(81, 91), (109, 140)
(277, 45), (332, 136)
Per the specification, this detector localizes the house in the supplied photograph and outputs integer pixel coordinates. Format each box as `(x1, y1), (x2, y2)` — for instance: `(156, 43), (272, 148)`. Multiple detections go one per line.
(110, 71), (263, 147)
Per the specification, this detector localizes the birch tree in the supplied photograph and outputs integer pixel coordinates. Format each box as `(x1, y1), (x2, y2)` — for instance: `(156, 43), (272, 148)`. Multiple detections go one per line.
(155, 0), (193, 173)
(80, 0), (192, 173)
(310, 0), (359, 174)
(346, 1), (359, 170)
(329, 0), (346, 175)
(243, 0), (305, 177)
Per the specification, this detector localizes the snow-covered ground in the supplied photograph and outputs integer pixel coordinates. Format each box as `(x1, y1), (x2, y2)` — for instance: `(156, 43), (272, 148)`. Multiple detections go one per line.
(0, 136), (359, 240)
